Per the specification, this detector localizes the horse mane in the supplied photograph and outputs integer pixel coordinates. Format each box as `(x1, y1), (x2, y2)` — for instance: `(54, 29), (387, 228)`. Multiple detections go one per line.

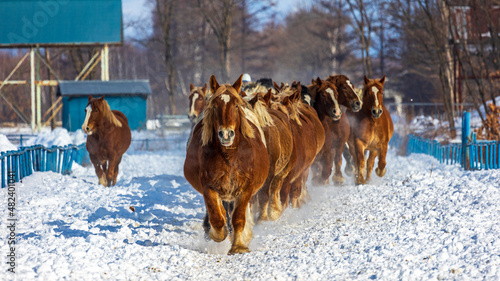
(248, 94), (275, 128)
(201, 85), (257, 146)
(275, 86), (303, 126)
(98, 99), (122, 127)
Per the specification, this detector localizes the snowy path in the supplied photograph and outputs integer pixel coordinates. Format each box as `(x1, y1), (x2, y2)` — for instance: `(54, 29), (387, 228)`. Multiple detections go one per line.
(1, 146), (499, 280)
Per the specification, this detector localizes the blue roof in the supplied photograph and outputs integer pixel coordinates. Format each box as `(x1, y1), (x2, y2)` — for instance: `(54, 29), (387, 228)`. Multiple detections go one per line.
(57, 80), (152, 96)
(0, 0), (122, 47)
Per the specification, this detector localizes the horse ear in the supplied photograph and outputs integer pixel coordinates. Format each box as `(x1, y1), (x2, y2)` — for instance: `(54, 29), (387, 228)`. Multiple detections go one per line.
(296, 82), (302, 93)
(233, 74), (244, 93)
(88, 95), (93, 102)
(240, 91), (247, 98)
(190, 83), (194, 91)
(248, 93), (258, 106)
(99, 96), (104, 101)
(263, 89), (272, 105)
(291, 90), (300, 103)
(282, 96), (290, 106)
(364, 76), (370, 85)
(209, 75), (220, 94)
(316, 77), (322, 86)
(379, 75), (386, 85)
(273, 81), (280, 92)
(202, 83), (207, 95)
(291, 81), (297, 87)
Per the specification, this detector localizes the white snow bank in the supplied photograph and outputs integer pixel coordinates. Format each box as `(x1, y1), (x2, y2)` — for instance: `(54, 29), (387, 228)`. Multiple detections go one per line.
(0, 134), (17, 152)
(24, 128), (74, 147)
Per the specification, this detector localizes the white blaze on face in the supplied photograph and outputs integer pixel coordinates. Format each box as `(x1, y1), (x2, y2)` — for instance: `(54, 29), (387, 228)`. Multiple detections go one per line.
(371, 86), (380, 107)
(189, 93), (199, 115)
(348, 80), (362, 102)
(325, 88), (341, 113)
(82, 105), (92, 134)
(220, 94), (230, 104)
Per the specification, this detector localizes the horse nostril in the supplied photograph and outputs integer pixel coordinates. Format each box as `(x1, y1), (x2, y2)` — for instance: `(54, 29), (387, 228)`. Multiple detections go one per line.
(229, 130), (235, 138)
(86, 127), (90, 131)
(355, 101), (360, 106)
(218, 131), (224, 139)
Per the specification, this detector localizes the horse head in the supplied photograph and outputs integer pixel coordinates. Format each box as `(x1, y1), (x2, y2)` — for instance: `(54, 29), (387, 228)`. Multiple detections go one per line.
(327, 74), (362, 112)
(315, 78), (342, 121)
(188, 83), (208, 122)
(82, 96), (122, 135)
(363, 75), (386, 119)
(203, 74), (255, 148)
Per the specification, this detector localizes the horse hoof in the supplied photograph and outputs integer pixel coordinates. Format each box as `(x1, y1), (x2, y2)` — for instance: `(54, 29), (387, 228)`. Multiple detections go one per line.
(375, 167), (386, 177)
(228, 245), (250, 255)
(344, 165), (354, 176)
(332, 175), (344, 185)
(209, 225), (228, 242)
(99, 176), (107, 186)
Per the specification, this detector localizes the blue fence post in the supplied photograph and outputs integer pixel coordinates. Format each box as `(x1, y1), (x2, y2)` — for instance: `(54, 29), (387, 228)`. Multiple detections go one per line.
(462, 112), (471, 170)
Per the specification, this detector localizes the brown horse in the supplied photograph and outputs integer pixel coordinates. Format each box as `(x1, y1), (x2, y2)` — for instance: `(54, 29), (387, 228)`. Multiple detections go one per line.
(82, 96), (131, 187)
(247, 90), (295, 221)
(346, 76), (394, 185)
(325, 74), (363, 112)
(309, 78), (349, 185)
(274, 83), (325, 209)
(183, 74), (269, 255)
(188, 83), (208, 124)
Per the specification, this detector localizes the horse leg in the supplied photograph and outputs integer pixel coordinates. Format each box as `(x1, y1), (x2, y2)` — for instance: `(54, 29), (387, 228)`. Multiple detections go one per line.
(267, 170), (289, 221)
(203, 188), (228, 242)
(332, 144), (345, 185)
(343, 143), (355, 176)
(353, 140), (367, 185)
(256, 177), (272, 221)
(310, 154), (323, 186)
(319, 149), (334, 186)
(375, 145), (388, 177)
(90, 155), (106, 186)
(106, 156), (120, 187)
(111, 156), (123, 186)
(365, 150), (377, 182)
(228, 193), (253, 255)
(297, 170), (311, 207)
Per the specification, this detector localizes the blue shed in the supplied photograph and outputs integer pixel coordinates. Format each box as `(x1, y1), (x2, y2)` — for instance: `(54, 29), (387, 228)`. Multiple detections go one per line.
(57, 80), (152, 131)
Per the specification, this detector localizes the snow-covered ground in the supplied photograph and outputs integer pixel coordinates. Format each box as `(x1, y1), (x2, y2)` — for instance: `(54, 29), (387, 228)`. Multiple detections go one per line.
(1, 128), (499, 280)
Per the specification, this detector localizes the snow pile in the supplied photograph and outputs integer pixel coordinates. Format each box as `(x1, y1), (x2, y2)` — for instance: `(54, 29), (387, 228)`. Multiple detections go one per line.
(0, 143), (499, 280)
(0, 134), (17, 152)
(24, 128), (74, 147)
(71, 129), (87, 145)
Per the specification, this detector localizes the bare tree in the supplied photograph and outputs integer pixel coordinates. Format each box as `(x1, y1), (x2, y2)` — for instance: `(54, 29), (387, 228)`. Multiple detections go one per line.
(197, 0), (236, 82)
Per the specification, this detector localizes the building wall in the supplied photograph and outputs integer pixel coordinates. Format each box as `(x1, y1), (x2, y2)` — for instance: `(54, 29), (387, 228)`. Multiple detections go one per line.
(62, 96), (148, 131)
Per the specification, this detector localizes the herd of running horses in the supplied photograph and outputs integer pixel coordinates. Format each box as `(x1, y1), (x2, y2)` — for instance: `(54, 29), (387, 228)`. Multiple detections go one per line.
(184, 74), (393, 255)
(79, 73), (393, 255)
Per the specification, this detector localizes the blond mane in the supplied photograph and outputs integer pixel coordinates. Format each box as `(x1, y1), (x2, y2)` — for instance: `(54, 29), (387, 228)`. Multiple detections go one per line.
(98, 99), (122, 127)
(201, 85), (256, 146)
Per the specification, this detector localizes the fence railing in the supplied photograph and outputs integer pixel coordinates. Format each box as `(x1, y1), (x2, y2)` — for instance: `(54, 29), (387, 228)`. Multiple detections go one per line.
(1, 144), (89, 188)
(399, 112), (500, 170)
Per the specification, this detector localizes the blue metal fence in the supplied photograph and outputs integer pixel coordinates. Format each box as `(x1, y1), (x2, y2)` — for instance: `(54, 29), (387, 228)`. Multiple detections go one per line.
(1, 144), (89, 188)
(402, 112), (500, 170)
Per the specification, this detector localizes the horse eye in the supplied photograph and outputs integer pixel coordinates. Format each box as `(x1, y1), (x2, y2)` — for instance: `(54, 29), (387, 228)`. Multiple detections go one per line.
(235, 105), (239, 108)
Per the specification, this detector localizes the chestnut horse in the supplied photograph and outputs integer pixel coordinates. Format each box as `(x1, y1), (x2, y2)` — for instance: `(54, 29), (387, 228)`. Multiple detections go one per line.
(274, 83), (325, 209)
(188, 83), (208, 124)
(347, 76), (394, 185)
(183, 74), (269, 255)
(308, 78), (349, 185)
(247, 90), (295, 221)
(82, 96), (131, 187)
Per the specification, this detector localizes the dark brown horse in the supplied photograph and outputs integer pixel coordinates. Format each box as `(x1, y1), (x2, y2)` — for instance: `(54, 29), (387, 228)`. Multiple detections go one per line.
(326, 74), (363, 112)
(188, 83), (208, 123)
(247, 90), (295, 221)
(183, 74), (269, 255)
(82, 96), (131, 187)
(347, 76), (394, 185)
(309, 78), (349, 185)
